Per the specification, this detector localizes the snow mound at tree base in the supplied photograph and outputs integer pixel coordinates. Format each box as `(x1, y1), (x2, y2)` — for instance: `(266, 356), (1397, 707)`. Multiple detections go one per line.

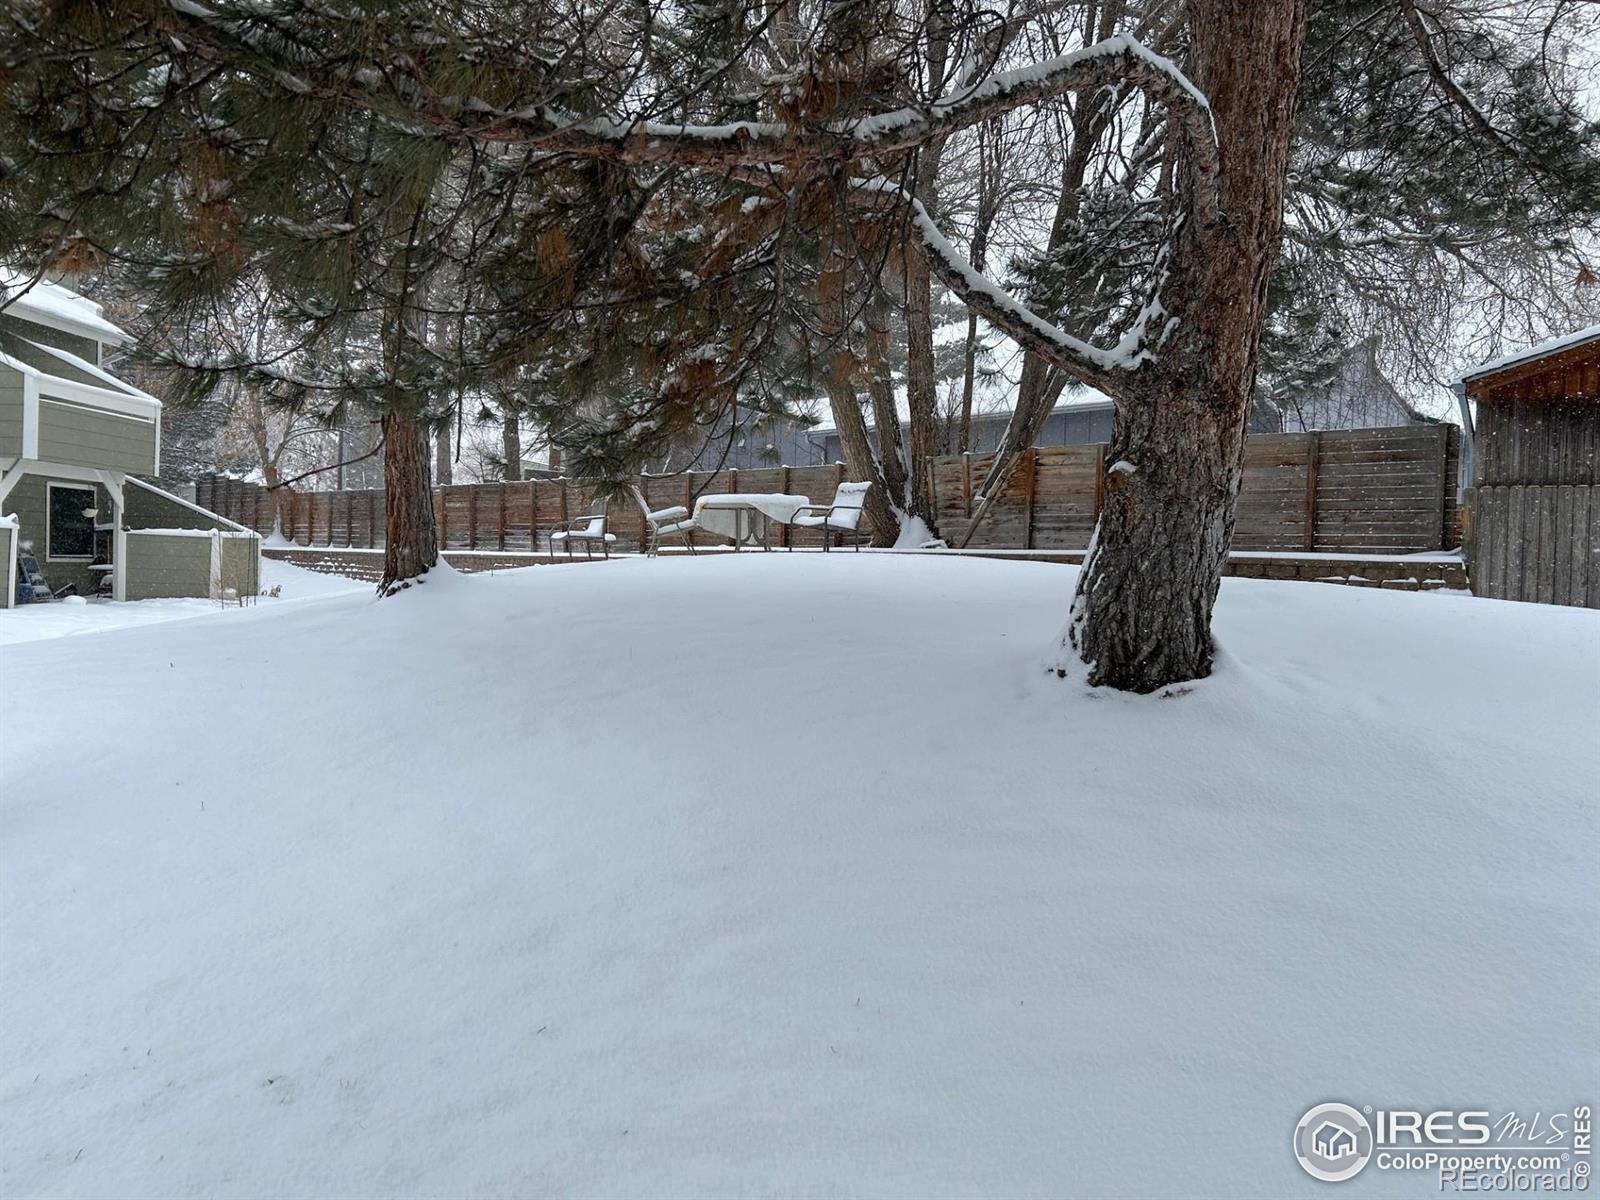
(2, 554), (1595, 1198)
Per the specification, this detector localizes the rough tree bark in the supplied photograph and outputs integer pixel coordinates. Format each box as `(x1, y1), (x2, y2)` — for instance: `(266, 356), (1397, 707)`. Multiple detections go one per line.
(434, 421), (453, 485)
(1064, 0), (1309, 691)
(381, 408), (439, 592)
(502, 412), (521, 481)
(899, 0), (951, 536)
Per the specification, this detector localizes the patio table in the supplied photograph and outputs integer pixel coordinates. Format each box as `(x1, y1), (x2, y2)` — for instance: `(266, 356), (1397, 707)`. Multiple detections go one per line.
(694, 493), (811, 549)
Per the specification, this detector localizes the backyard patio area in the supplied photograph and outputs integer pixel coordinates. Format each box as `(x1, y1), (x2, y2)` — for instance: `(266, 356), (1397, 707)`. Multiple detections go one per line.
(1, 554), (1596, 1198)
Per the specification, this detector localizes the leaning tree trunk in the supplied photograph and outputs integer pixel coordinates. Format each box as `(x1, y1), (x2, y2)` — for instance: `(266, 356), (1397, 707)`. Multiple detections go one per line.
(1065, 0), (1309, 692)
(380, 409), (439, 593)
(826, 376), (902, 544)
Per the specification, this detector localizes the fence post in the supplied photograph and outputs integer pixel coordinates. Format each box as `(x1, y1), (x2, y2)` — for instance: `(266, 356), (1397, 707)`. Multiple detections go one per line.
(528, 480), (539, 553)
(1092, 445), (1106, 522)
(1022, 447), (1037, 550)
(467, 486), (479, 549)
(1304, 431), (1321, 552)
(497, 483), (508, 551)
(435, 486), (447, 548)
(1436, 422), (1452, 551)
(837, 463), (846, 548)
(778, 467), (791, 547)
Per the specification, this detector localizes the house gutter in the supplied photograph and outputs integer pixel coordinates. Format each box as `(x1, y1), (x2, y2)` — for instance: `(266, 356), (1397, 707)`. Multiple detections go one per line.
(1453, 381), (1474, 501)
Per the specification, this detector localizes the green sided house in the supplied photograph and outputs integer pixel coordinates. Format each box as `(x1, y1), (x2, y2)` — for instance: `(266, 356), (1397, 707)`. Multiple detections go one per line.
(0, 273), (259, 608)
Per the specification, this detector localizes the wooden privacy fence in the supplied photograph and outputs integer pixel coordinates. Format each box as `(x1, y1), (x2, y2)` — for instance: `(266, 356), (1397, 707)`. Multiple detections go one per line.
(198, 424), (1461, 556)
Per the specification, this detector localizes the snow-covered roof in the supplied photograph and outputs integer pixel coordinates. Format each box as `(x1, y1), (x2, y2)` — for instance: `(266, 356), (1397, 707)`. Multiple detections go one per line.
(1460, 324), (1600, 383)
(0, 270), (131, 347)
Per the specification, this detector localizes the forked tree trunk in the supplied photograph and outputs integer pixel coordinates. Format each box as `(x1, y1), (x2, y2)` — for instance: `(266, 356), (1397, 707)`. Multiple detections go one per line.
(1065, 0), (1309, 692)
(827, 377), (902, 545)
(381, 409), (439, 593)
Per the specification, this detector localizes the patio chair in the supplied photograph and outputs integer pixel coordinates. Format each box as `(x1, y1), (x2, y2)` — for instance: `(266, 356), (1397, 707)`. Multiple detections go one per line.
(630, 486), (700, 556)
(549, 511), (617, 560)
(787, 481), (870, 551)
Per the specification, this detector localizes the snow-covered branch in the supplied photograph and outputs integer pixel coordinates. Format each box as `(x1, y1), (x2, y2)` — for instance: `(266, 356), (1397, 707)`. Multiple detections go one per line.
(155, 5), (1218, 221)
(506, 35), (1217, 222)
(878, 184), (1151, 397)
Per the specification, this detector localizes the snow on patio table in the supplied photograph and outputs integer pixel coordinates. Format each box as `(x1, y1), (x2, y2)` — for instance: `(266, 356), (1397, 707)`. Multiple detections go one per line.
(693, 492), (812, 539)
(0, 554), (1595, 1198)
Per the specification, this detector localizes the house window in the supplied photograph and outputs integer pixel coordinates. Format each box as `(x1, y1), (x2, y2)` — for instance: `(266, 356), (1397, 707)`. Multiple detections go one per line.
(47, 483), (96, 560)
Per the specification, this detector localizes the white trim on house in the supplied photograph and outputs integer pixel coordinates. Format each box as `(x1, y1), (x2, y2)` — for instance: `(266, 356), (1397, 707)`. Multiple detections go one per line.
(44, 479), (98, 562)
(38, 394), (159, 425)
(0, 347), (160, 451)
(22, 337), (159, 406)
(1, 512), (16, 610)
(20, 370), (37, 458)
(93, 468), (127, 601)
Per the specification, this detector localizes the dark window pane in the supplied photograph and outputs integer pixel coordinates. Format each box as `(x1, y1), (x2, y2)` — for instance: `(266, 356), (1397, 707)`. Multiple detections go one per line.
(48, 485), (95, 558)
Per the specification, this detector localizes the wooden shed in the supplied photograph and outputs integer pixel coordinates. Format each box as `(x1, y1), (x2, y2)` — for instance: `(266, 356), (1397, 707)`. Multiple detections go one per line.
(1463, 325), (1600, 607)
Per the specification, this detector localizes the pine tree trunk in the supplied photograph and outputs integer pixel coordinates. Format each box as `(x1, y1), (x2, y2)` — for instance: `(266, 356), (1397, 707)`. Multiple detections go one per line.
(381, 409), (439, 593)
(1065, 0), (1309, 693)
(902, 249), (941, 533)
(435, 422), (453, 486)
(502, 414), (521, 481)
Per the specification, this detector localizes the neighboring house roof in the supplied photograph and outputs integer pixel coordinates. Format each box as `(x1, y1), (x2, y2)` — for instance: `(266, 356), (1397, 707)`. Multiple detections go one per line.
(0, 270), (132, 347)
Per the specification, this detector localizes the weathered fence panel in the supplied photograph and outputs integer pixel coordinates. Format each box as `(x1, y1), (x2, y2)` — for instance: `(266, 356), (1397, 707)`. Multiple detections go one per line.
(199, 424), (1462, 558)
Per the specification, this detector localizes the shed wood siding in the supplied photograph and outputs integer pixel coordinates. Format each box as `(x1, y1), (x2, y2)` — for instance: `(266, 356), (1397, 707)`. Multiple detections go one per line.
(0, 363), (22, 456)
(36, 397), (157, 475)
(1474, 400), (1600, 488)
(124, 533), (214, 600)
(1464, 333), (1599, 607)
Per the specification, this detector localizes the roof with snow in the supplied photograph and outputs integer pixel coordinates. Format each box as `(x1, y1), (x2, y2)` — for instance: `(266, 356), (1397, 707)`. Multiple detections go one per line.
(1462, 325), (1600, 404)
(0, 270), (131, 347)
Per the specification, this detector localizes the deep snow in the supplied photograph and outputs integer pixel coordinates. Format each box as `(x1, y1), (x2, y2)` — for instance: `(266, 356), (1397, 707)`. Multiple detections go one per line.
(0, 558), (365, 647)
(1, 554), (1595, 1198)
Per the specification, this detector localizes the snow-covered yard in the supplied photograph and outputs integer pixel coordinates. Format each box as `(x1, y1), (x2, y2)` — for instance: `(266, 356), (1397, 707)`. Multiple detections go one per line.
(0, 558), (366, 648)
(1, 554), (1595, 1198)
